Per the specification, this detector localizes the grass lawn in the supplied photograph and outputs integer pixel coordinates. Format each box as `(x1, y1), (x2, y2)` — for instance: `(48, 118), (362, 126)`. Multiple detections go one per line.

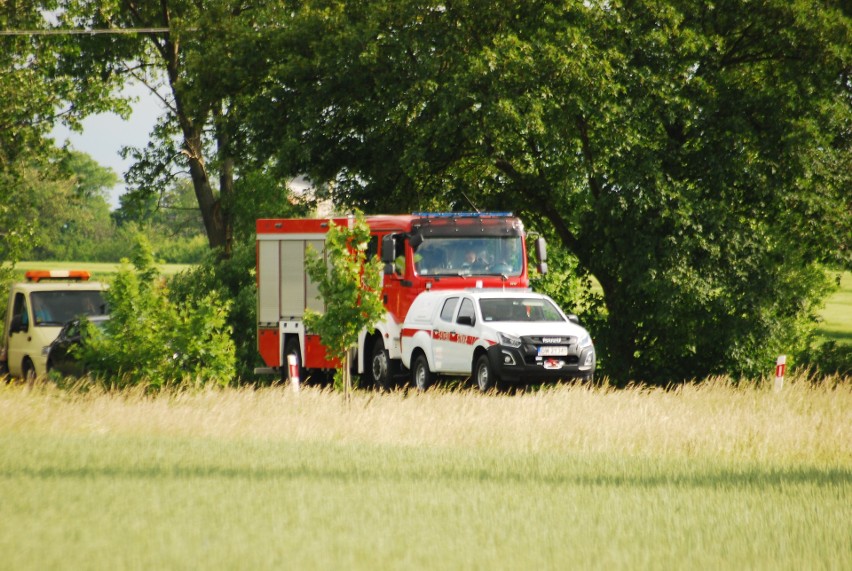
(0, 380), (848, 570)
(818, 271), (852, 345)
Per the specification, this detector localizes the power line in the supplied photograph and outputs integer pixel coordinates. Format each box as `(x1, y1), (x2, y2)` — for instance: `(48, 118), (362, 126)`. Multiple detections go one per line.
(0, 27), (193, 36)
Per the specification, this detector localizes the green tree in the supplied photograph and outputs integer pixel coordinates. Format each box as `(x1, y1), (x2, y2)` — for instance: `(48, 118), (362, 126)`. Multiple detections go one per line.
(50, 0), (299, 256)
(24, 149), (119, 261)
(79, 236), (236, 388)
(0, 3), (123, 283)
(253, 0), (852, 383)
(303, 211), (385, 398)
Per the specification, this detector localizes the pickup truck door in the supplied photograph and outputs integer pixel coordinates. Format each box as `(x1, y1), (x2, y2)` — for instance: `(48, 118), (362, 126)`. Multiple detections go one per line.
(445, 297), (478, 373)
(431, 296), (459, 372)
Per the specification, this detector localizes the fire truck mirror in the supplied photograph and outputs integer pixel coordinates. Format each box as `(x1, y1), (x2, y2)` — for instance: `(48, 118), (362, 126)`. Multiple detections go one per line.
(381, 234), (396, 265)
(535, 237), (547, 263)
(409, 232), (423, 248)
(535, 237), (548, 275)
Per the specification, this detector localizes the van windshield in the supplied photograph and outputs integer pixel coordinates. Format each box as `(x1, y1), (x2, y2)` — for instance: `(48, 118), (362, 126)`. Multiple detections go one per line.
(413, 236), (523, 277)
(479, 298), (565, 323)
(31, 290), (108, 326)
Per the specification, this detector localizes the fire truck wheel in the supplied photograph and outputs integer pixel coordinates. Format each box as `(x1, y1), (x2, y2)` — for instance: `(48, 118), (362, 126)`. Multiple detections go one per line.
(474, 354), (497, 392)
(369, 338), (391, 390)
(283, 339), (305, 384)
(412, 354), (433, 391)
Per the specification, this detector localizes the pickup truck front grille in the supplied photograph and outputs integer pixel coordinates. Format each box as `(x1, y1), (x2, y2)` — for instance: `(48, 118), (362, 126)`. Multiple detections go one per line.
(523, 336), (578, 345)
(518, 336), (581, 367)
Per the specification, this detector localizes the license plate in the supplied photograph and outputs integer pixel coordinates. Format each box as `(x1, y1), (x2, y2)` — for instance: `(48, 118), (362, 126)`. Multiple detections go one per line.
(538, 345), (568, 356)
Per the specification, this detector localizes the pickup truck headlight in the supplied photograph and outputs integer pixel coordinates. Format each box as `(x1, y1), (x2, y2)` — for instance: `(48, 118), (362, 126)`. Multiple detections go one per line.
(578, 334), (593, 349)
(498, 332), (522, 348)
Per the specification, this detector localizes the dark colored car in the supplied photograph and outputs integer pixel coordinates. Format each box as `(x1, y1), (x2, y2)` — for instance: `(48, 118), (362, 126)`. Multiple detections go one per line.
(46, 316), (109, 378)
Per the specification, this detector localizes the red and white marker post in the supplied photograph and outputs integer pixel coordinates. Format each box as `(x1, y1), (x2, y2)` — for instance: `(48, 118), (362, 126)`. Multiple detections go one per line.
(287, 353), (301, 394)
(774, 355), (786, 392)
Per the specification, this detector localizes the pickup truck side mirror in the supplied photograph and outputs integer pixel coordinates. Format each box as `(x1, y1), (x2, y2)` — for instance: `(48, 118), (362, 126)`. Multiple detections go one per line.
(567, 314), (580, 324)
(457, 315), (475, 327)
(9, 314), (27, 334)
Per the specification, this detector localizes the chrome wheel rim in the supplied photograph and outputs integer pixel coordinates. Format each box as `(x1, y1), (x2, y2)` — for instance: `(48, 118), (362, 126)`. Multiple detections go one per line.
(477, 364), (489, 391)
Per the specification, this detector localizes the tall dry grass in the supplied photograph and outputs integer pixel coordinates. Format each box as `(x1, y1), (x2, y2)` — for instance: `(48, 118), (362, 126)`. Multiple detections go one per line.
(2, 374), (848, 466)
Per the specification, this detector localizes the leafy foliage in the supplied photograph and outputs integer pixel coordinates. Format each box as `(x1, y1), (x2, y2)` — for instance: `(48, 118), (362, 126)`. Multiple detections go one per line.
(0, 1), (121, 287)
(303, 211), (385, 393)
(251, 0), (852, 383)
(167, 241), (259, 381)
(79, 236), (235, 388)
(49, 0), (301, 256)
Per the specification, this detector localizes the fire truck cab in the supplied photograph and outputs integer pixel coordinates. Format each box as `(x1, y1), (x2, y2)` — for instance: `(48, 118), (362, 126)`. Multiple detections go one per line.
(255, 212), (546, 387)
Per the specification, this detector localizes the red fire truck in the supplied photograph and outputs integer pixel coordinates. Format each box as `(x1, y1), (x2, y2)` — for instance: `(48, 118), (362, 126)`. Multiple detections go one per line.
(255, 212), (546, 387)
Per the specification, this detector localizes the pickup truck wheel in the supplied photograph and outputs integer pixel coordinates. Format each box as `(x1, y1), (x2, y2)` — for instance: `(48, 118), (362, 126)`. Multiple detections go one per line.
(412, 354), (433, 391)
(475, 354), (497, 392)
(368, 338), (391, 390)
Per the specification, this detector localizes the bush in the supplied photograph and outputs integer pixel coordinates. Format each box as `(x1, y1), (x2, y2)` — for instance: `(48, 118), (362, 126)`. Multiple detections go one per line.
(797, 341), (852, 377)
(79, 237), (235, 388)
(167, 240), (259, 380)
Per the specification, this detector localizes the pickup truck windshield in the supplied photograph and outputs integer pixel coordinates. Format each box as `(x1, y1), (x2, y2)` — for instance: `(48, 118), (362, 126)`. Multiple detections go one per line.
(31, 290), (108, 326)
(414, 236), (523, 277)
(480, 298), (565, 323)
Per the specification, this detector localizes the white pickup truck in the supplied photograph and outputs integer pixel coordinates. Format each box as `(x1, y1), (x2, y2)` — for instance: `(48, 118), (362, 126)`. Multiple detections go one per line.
(400, 289), (595, 390)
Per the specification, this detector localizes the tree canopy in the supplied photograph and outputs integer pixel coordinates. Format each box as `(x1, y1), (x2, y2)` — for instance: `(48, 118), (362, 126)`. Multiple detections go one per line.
(245, 0), (852, 382)
(3, 0), (850, 383)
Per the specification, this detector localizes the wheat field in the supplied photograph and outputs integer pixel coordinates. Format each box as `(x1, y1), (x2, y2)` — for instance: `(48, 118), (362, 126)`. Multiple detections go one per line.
(1, 377), (849, 570)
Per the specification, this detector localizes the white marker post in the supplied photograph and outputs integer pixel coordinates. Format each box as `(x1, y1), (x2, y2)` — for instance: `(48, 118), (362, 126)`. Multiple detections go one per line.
(774, 355), (786, 392)
(287, 353), (301, 394)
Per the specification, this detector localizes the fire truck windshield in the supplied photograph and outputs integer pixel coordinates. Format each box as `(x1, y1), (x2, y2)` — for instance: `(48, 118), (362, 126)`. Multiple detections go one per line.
(413, 236), (523, 277)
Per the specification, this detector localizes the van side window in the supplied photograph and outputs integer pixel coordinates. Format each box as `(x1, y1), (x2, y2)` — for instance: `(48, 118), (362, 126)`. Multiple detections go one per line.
(12, 292), (28, 326)
(439, 297), (459, 322)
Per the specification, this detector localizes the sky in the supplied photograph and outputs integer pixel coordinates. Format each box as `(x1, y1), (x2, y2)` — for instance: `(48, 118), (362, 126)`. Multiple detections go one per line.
(51, 81), (163, 209)
(50, 81), (313, 210)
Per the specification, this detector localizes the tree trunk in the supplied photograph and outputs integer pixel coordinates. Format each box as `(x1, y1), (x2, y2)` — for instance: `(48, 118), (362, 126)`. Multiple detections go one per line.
(160, 27), (231, 256)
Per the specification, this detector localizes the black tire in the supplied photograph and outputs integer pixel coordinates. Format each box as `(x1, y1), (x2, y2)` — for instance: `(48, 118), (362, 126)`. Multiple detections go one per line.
(22, 358), (37, 385)
(412, 353), (433, 391)
(474, 354), (498, 392)
(368, 338), (392, 390)
(283, 338), (305, 385)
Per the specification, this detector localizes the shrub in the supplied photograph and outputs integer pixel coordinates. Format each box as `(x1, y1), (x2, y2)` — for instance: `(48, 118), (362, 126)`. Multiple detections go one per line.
(79, 237), (235, 388)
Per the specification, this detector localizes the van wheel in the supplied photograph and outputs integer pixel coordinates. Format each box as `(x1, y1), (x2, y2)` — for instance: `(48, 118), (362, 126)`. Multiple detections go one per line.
(412, 354), (432, 391)
(22, 358), (37, 385)
(368, 338), (391, 390)
(283, 339), (305, 385)
(474, 354), (497, 392)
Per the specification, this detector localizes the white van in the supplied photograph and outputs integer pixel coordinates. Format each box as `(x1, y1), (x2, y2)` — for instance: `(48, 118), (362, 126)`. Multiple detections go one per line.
(1, 271), (107, 379)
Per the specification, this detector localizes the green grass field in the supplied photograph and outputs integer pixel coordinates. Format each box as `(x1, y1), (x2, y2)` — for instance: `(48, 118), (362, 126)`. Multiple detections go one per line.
(1, 379), (849, 570)
(818, 271), (852, 344)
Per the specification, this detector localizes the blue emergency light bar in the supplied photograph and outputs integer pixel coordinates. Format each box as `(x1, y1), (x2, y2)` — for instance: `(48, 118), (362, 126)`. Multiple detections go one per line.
(412, 211), (513, 218)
